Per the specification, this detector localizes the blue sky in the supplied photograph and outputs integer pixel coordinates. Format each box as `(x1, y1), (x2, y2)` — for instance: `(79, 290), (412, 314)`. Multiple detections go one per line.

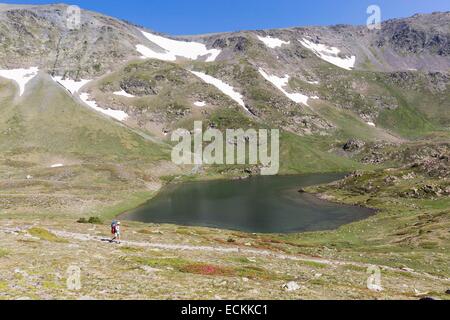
(2, 0), (449, 35)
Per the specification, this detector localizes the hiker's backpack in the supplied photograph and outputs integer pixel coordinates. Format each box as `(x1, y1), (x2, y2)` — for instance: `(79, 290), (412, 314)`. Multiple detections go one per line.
(111, 221), (117, 234)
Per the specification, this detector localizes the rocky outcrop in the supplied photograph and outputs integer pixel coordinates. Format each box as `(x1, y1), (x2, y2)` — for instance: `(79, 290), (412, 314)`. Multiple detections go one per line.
(120, 78), (157, 96)
(359, 143), (450, 170)
(401, 184), (450, 199)
(0, 4), (143, 77)
(343, 139), (366, 152)
(212, 36), (250, 53)
(385, 72), (450, 93)
(410, 154), (450, 179)
(377, 14), (450, 56)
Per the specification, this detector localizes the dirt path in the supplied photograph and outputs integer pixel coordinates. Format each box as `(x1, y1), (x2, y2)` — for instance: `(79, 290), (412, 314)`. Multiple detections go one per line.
(1, 226), (448, 284)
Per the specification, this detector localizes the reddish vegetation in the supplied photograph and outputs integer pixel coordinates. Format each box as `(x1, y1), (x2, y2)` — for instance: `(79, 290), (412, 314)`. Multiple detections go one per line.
(181, 264), (234, 276)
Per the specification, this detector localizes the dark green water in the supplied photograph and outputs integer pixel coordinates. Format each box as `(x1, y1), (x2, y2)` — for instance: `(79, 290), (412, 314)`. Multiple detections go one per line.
(122, 173), (375, 234)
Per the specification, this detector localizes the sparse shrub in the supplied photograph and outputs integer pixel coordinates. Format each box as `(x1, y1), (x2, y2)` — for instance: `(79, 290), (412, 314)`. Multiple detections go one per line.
(137, 229), (153, 234)
(119, 246), (143, 253)
(419, 241), (438, 249)
(93, 63), (102, 72)
(88, 216), (103, 224)
(77, 216), (103, 224)
(135, 257), (191, 269)
(235, 266), (289, 281)
(176, 228), (192, 235)
(28, 228), (67, 243)
(0, 248), (8, 258)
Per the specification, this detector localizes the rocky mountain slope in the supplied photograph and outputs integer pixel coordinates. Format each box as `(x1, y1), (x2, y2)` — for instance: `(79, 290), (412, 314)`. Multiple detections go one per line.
(1, 4), (449, 74)
(0, 4), (449, 141)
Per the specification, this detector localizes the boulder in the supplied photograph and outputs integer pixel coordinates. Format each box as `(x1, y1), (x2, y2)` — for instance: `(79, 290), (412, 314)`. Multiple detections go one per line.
(120, 78), (157, 96)
(282, 281), (301, 292)
(343, 139), (366, 152)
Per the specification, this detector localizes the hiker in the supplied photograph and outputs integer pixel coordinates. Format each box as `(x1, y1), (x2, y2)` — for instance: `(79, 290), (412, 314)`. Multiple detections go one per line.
(111, 221), (121, 244)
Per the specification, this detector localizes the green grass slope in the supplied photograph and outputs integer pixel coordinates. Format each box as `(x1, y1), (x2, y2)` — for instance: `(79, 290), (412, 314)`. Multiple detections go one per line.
(0, 75), (168, 160)
(0, 75), (173, 218)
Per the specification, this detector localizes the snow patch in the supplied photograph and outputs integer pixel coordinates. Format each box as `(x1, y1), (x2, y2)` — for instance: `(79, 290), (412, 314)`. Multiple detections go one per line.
(0, 67), (39, 96)
(138, 31), (221, 62)
(257, 36), (290, 48)
(258, 68), (314, 106)
(299, 38), (356, 70)
(306, 80), (320, 85)
(50, 164), (64, 168)
(190, 71), (250, 113)
(52, 76), (91, 95)
(194, 101), (206, 107)
(367, 122), (376, 127)
(80, 93), (129, 122)
(136, 44), (174, 61)
(113, 89), (135, 98)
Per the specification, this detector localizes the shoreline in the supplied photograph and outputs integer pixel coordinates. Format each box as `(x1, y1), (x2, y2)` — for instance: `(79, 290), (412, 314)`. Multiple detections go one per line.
(307, 190), (380, 214)
(117, 171), (349, 219)
(117, 172), (378, 234)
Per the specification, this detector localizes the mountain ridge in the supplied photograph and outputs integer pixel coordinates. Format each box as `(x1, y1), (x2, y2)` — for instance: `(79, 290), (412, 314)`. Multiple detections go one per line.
(0, 4), (449, 73)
